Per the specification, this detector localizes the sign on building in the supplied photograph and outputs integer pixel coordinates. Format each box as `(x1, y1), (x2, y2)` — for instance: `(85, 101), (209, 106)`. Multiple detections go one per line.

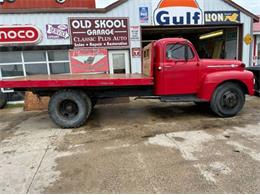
(46, 24), (69, 39)
(69, 18), (129, 48)
(205, 11), (241, 25)
(139, 7), (149, 23)
(153, 0), (203, 25)
(69, 49), (109, 74)
(0, 25), (42, 45)
(130, 26), (141, 41)
(132, 48), (142, 58)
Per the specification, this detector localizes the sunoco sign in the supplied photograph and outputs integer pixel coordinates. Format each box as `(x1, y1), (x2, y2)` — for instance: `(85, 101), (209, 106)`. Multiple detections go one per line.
(0, 25), (42, 45)
(69, 18), (129, 48)
(153, 0), (203, 25)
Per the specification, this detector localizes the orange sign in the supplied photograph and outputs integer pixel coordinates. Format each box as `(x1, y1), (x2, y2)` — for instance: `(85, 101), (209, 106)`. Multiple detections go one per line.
(244, 34), (253, 45)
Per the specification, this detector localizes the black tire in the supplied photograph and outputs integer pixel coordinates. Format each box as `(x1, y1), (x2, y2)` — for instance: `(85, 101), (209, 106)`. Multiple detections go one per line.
(48, 90), (92, 128)
(210, 82), (245, 117)
(0, 92), (7, 109)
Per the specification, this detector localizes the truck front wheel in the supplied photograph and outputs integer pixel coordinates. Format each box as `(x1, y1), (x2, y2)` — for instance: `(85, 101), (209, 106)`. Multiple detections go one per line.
(210, 82), (245, 117)
(49, 90), (92, 128)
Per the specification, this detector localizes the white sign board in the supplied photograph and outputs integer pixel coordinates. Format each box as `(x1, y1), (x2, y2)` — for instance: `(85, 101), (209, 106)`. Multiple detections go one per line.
(152, 0), (204, 25)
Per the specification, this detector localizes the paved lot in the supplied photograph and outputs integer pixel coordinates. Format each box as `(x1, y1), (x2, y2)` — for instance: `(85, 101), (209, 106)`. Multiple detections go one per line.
(0, 97), (260, 193)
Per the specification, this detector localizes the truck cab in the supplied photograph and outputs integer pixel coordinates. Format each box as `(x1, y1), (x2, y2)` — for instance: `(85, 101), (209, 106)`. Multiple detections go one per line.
(144, 38), (254, 117)
(153, 38), (201, 95)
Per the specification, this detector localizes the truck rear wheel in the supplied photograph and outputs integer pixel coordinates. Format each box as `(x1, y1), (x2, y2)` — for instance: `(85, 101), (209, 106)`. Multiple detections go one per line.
(49, 90), (92, 128)
(210, 82), (245, 117)
(0, 92), (7, 109)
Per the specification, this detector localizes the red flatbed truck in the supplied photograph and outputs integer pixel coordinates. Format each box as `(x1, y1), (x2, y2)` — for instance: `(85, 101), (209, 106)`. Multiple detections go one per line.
(0, 38), (255, 128)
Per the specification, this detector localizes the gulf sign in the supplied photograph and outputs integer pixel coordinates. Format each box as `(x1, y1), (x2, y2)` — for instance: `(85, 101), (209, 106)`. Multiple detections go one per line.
(0, 25), (42, 45)
(153, 0), (203, 25)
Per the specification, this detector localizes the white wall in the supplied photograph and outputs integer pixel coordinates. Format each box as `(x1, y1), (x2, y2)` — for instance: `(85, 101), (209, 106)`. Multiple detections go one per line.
(96, 0), (118, 8)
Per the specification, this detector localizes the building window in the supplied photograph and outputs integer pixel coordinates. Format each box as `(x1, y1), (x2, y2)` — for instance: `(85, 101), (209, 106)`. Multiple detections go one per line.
(108, 50), (130, 74)
(25, 63), (48, 76)
(0, 52), (22, 63)
(23, 51), (48, 76)
(24, 51), (46, 62)
(0, 50), (70, 78)
(48, 50), (70, 74)
(0, 65), (24, 77)
(49, 62), (70, 74)
(48, 50), (69, 61)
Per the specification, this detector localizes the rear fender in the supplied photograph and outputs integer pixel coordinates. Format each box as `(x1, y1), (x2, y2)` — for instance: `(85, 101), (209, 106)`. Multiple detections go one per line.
(197, 70), (255, 101)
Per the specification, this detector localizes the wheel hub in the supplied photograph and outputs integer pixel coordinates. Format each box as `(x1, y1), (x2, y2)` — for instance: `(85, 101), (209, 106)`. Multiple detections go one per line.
(222, 91), (238, 108)
(59, 100), (79, 119)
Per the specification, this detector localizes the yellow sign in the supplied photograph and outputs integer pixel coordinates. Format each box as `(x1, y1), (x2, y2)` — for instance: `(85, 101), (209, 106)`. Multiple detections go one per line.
(225, 13), (239, 23)
(244, 34), (253, 45)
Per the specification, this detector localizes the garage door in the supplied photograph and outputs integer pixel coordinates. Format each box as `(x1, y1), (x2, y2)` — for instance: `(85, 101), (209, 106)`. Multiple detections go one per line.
(141, 25), (242, 60)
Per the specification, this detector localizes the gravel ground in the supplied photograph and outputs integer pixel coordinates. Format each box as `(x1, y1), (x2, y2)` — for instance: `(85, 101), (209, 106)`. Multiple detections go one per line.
(0, 97), (260, 193)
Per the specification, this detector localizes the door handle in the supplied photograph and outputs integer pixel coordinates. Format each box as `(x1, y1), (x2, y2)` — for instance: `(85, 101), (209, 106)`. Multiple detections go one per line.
(157, 66), (162, 71)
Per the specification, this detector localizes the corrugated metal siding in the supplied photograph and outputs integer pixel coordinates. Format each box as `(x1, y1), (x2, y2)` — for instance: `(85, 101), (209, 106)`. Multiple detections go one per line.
(0, 0), (254, 72)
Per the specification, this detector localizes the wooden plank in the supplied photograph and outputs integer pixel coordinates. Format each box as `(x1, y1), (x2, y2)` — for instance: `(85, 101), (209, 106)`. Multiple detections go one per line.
(0, 73), (154, 89)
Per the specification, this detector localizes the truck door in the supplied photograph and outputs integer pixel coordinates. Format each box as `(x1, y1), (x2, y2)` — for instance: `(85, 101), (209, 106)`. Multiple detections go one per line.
(160, 43), (199, 95)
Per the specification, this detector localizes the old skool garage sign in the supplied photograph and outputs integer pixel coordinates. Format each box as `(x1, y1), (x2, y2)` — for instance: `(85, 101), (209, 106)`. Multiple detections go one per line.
(0, 25), (42, 45)
(153, 0), (203, 25)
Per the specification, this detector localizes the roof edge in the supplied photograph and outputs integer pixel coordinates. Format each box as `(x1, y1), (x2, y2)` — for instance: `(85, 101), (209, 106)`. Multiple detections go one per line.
(0, 0), (128, 14)
(223, 0), (259, 22)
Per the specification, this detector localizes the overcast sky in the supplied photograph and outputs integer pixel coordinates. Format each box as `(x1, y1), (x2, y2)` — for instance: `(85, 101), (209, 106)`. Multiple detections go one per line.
(233, 0), (260, 14)
(96, 0), (260, 15)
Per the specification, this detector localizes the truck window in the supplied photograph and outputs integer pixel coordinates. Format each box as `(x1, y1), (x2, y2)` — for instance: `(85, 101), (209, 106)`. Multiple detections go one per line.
(166, 44), (194, 60)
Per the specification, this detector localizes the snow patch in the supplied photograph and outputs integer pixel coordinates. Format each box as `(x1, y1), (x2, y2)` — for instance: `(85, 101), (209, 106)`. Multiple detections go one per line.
(227, 141), (260, 161)
(230, 124), (260, 137)
(195, 162), (231, 184)
(210, 162), (231, 175)
(104, 144), (130, 150)
(194, 164), (217, 184)
(100, 127), (117, 132)
(148, 131), (214, 161)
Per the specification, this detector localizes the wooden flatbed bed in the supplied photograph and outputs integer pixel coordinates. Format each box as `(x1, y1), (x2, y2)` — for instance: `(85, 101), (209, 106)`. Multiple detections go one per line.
(0, 73), (154, 89)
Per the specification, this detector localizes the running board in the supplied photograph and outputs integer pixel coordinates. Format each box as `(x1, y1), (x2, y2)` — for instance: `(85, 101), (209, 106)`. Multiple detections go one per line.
(160, 95), (202, 102)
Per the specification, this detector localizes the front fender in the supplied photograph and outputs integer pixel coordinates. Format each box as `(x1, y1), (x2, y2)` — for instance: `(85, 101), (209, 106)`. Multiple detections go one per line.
(198, 70), (255, 101)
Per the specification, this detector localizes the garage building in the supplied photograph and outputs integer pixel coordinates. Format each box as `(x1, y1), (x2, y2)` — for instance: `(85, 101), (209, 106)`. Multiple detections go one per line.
(0, 0), (259, 81)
